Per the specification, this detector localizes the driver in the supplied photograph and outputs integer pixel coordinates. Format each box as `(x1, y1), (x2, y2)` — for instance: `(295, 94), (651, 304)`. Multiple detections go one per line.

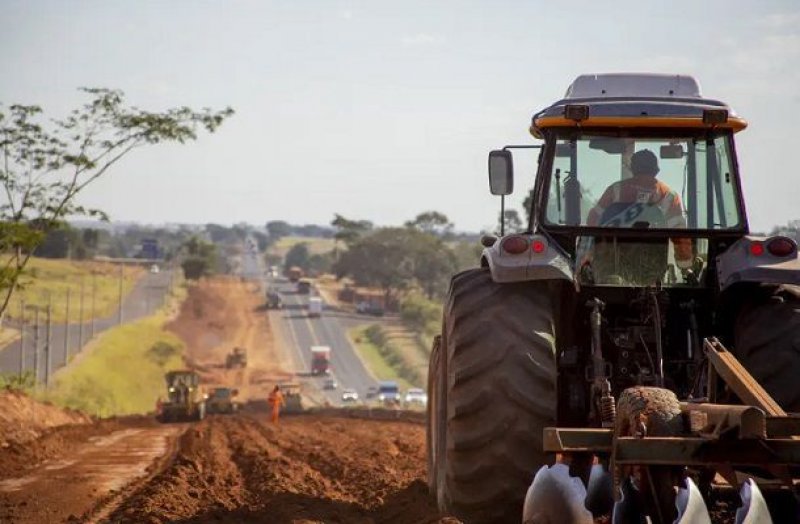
(586, 149), (693, 269)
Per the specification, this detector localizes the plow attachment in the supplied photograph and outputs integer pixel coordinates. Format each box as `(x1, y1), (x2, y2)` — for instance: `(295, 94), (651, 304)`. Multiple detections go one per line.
(523, 338), (797, 523)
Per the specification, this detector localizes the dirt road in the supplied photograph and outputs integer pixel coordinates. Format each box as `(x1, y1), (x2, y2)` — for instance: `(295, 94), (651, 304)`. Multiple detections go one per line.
(167, 277), (293, 401)
(0, 278), (451, 523)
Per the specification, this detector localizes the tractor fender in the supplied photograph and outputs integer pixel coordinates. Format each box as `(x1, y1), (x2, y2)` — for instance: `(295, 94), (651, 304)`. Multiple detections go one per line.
(717, 235), (800, 291)
(481, 233), (573, 283)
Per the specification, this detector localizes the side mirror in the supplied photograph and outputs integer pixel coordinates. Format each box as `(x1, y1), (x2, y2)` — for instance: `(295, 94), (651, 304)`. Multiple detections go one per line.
(488, 150), (514, 196)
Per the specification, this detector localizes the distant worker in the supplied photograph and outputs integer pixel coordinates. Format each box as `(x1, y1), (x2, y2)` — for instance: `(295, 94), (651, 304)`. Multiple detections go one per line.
(583, 149), (692, 280)
(268, 385), (285, 424)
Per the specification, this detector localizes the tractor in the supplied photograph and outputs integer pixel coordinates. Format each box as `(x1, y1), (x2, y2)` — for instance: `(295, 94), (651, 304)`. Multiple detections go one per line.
(427, 73), (800, 523)
(157, 369), (206, 422)
(225, 347), (248, 369)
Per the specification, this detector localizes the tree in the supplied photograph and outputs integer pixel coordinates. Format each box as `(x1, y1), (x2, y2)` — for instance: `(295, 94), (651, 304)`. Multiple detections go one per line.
(405, 211), (453, 237)
(334, 227), (457, 301)
(498, 209), (523, 234)
(284, 242), (311, 271)
(331, 214), (373, 246)
(266, 220), (291, 240)
(522, 188), (535, 223)
(181, 236), (218, 280)
(0, 88), (233, 318)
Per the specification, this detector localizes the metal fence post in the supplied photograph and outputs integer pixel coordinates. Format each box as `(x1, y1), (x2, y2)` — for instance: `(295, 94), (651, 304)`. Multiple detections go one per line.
(64, 288), (71, 363)
(19, 300), (25, 376)
(78, 277), (84, 348)
(33, 308), (40, 383)
(45, 296), (52, 387)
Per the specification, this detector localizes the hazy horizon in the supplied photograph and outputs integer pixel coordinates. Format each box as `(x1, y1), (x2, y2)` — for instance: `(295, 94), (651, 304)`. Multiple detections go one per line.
(3, 0), (799, 233)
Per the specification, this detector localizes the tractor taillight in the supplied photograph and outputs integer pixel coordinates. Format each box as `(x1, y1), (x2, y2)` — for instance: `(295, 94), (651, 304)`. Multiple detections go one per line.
(749, 242), (765, 256)
(531, 239), (547, 254)
(501, 235), (529, 255)
(767, 237), (797, 257)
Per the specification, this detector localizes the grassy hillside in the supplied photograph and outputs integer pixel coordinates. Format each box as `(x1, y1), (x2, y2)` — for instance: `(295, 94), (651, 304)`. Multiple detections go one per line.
(39, 285), (187, 417)
(271, 236), (336, 258)
(6, 258), (144, 324)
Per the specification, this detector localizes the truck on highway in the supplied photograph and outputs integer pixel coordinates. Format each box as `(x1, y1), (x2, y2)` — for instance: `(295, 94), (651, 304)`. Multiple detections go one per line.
(297, 278), (312, 294)
(308, 296), (323, 317)
(310, 345), (331, 376)
(266, 290), (283, 309)
(287, 266), (303, 283)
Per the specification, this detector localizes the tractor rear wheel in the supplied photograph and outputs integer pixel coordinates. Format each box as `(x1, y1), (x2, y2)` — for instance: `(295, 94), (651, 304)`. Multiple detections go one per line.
(734, 285), (800, 411)
(434, 268), (557, 523)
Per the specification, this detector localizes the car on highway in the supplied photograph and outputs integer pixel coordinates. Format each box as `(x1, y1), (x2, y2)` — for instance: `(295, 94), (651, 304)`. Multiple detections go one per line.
(356, 301), (385, 317)
(376, 381), (401, 405)
(341, 388), (359, 403)
(366, 386), (378, 399)
(323, 377), (338, 390)
(404, 388), (427, 407)
(150, 264), (160, 274)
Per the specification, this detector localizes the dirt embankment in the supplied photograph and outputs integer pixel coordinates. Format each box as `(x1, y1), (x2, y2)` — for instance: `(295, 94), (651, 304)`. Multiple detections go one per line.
(167, 277), (293, 401)
(0, 389), (91, 447)
(110, 413), (454, 524)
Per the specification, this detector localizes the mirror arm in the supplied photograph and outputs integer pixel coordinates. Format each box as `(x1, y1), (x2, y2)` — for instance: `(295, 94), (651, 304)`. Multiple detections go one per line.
(500, 195), (505, 236)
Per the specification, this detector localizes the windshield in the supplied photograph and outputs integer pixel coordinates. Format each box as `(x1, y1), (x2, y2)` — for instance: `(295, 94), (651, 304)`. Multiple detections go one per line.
(543, 133), (742, 230)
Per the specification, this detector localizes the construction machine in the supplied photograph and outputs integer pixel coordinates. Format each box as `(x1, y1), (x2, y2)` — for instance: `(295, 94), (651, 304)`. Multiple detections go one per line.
(225, 347), (247, 369)
(427, 73), (800, 523)
(205, 387), (240, 415)
(278, 382), (305, 414)
(157, 370), (206, 422)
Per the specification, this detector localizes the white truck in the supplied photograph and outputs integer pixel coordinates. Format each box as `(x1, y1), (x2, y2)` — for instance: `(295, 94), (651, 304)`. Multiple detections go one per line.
(308, 296), (323, 318)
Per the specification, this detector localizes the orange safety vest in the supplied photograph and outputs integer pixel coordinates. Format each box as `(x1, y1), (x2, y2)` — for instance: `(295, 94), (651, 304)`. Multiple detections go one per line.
(268, 391), (285, 408)
(587, 176), (692, 266)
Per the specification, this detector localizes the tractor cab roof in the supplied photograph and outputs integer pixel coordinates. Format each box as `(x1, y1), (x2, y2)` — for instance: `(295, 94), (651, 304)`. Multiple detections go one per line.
(530, 73), (747, 137)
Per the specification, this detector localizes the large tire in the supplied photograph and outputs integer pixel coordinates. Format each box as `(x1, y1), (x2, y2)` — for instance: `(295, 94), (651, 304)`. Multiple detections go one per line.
(435, 268), (557, 523)
(734, 285), (800, 411)
(427, 333), (444, 495)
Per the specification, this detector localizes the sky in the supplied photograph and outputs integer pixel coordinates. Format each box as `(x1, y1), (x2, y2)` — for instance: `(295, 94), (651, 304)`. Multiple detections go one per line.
(1, 0), (799, 233)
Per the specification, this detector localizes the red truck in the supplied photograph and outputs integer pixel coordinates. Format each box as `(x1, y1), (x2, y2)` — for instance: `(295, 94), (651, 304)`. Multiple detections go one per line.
(310, 346), (331, 376)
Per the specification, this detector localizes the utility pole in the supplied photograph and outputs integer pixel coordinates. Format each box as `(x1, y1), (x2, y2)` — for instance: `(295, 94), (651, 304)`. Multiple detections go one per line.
(78, 277), (84, 348)
(33, 308), (40, 384)
(45, 295), (52, 387)
(19, 300), (25, 376)
(118, 263), (124, 324)
(64, 288), (71, 363)
(90, 272), (96, 338)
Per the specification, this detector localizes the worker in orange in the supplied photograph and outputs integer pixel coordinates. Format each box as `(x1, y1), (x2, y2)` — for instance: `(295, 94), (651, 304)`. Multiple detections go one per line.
(268, 385), (285, 424)
(585, 148), (693, 269)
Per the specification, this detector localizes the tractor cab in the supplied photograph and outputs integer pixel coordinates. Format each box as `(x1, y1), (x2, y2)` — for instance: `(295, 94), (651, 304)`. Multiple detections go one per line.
(488, 73), (755, 291)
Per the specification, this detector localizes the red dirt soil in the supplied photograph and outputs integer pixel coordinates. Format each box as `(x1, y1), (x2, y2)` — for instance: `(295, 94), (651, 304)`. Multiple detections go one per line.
(110, 414), (455, 524)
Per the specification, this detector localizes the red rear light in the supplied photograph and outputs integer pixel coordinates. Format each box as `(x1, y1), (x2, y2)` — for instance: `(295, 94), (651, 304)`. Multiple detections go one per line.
(749, 242), (764, 256)
(767, 237), (797, 257)
(531, 239), (547, 254)
(501, 235), (529, 255)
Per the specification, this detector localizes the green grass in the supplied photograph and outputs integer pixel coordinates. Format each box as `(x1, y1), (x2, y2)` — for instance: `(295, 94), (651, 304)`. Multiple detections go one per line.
(37, 285), (187, 417)
(347, 325), (417, 390)
(271, 236), (336, 257)
(7, 257), (145, 324)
